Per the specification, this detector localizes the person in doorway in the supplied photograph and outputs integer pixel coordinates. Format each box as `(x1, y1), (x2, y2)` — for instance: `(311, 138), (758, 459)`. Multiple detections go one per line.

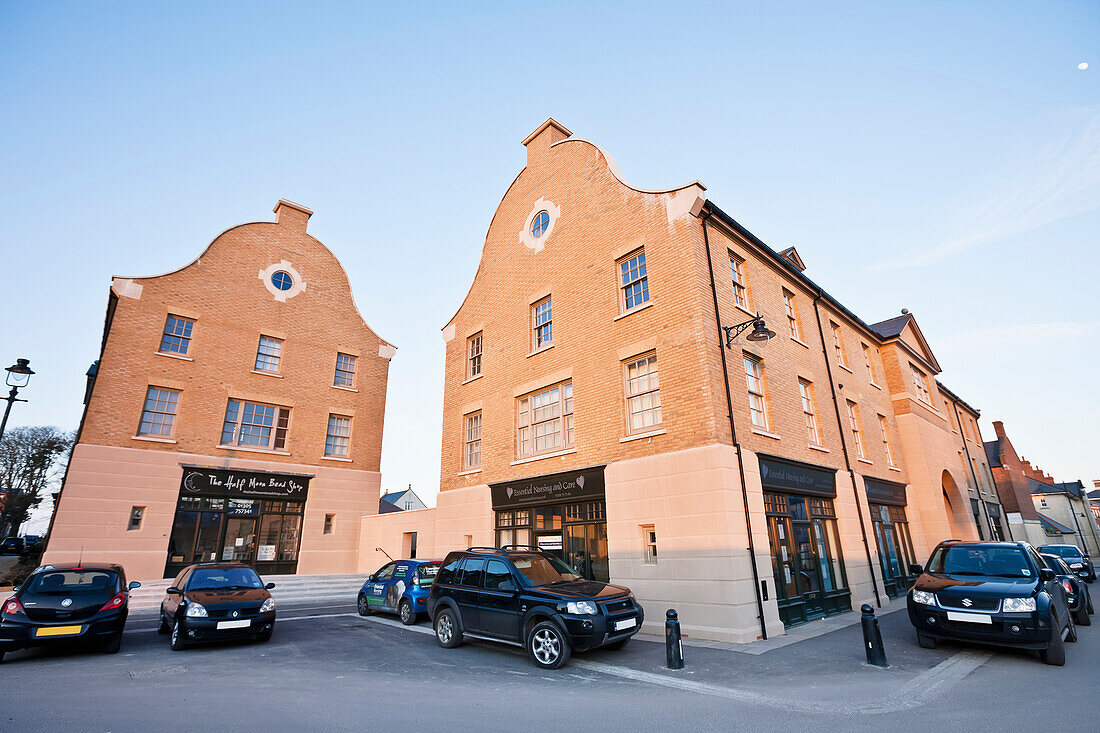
(573, 550), (589, 580)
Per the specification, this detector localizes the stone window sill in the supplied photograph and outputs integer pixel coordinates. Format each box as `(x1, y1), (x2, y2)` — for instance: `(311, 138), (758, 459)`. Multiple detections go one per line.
(511, 448), (576, 466)
(838, 364), (853, 374)
(457, 468), (482, 477)
(613, 300), (655, 322)
(751, 427), (781, 440)
(462, 374), (484, 386)
(870, 382), (882, 390)
(620, 428), (666, 443)
(251, 370), (283, 378)
(790, 337), (810, 349)
(526, 343), (554, 359)
(857, 458), (873, 465)
(215, 444), (291, 456)
(132, 435), (177, 444)
(332, 385), (358, 393)
(321, 455), (353, 463)
(735, 304), (757, 320)
(888, 466), (902, 472)
(809, 443), (830, 453)
(156, 352), (193, 362)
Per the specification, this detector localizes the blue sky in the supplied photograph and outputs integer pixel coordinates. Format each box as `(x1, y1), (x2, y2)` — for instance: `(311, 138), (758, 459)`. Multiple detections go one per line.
(2, 2), (1097, 527)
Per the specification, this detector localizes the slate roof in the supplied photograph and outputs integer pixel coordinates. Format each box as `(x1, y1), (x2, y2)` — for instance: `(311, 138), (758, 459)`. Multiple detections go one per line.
(868, 314), (912, 339)
(1038, 514), (1075, 534)
(1029, 478), (1065, 495)
(1055, 481), (1085, 499)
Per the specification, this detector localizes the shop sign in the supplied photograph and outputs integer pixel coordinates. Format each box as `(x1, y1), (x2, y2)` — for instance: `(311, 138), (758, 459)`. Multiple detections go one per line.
(180, 466), (310, 500)
(865, 478), (908, 507)
(537, 535), (563, 551)
(490, 465), (605, 509)
(758, 456), (836, 498)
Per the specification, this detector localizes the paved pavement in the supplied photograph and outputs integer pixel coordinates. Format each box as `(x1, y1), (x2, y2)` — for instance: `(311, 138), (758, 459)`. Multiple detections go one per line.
(1, 598), (1097, 732)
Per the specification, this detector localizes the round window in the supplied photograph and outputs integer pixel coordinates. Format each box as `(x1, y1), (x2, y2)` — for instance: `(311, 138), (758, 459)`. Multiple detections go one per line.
(271, 271), (294, 291)
(531, 210), (550, 238)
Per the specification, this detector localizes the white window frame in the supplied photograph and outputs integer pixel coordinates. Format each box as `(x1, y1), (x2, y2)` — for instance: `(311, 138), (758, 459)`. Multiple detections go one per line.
(847, 400), (866, 459)
(783, 289), (802, 341)
(325, 414), (352, 457)
(464, 411), (482, 469)
(467, 332), (483, 378)
(138, 386), (180, 437)
(221, 399), (290, 450)
(255, 335), (283, 373)
(642, 525), (658, 564)
(799, 378), (820, 445)
(878, 414), (896, 467)
(618, 248), (650, 313)
(334, 353), (356, 387)
(159, 315), (194, 356)
(516, 381), (573, 458)
(623, 352), (662, 434)
(729, 252), (748, 309)
(910, 363), (932, 405)
(532, 297), (553, 350)
(862, 343), (878, 385)
(831, 322), (848, 368)
(744, 354), (769, 430)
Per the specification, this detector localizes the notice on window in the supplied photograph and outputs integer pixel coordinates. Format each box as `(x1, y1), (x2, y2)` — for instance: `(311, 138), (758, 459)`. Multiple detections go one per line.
(222, 547), (235, 560)
(537, 535), (563, 551)
(234, 537), (244, 547)
(257, 545), (277, 561)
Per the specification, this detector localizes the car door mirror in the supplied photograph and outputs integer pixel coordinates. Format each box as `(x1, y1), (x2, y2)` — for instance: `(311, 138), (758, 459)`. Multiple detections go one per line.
(499, 580), (517, 593)
(368, 574), (376, 583)
(12, 586), (20, 593)
(128, 581), (142, 590)
(1039, 568), (1056, 582)
(909, 563), (923, 575)
(166, 586), (182, 595)
(265, 582), (275, 590)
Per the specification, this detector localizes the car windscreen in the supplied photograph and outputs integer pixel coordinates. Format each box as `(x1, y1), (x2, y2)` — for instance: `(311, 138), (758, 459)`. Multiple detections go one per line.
(417, 563), (440, 583)
(1041, 555), (1072, 574)
(187, 567), (264, 591)
(927, 546), (1033, 578)
(509, 553), (580, 586)
(1039, 546), (1082, 560)
(26, 570), (118, 595)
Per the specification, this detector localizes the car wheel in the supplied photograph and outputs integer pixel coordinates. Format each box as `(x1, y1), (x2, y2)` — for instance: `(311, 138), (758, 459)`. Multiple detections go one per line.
(399, 599), (416, 626)
(1074, 604), (1091, 626)
(916, 632), (937, 649)
(434, 608), (462, 648)
(357, 594), (372, 617)
(1087, 591), (1094, 615)
(157, 614), (170, 634)
(170, 619), (188, 651)
(103, 633), (122, 654)
(1065, 615), (1078, 643)
(526, 620), (571, 670)
(0, 650), (5, 664)
(605, 638), (630, 651)
(1040, 625), (1066, 666)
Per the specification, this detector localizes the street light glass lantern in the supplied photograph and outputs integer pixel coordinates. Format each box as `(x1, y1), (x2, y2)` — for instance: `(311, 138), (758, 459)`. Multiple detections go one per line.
(746, 320), (777, 345)
(5, 358), (34, 388)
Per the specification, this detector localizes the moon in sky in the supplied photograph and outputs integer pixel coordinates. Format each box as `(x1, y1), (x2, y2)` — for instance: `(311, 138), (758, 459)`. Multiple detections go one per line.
(1078, 62), (1089, 70)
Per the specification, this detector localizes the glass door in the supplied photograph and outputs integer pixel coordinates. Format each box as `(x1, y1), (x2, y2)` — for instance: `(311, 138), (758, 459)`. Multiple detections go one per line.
(194, 512), (224, 564)
(222, 517), (258, 562)
(791, 520), (825, 618)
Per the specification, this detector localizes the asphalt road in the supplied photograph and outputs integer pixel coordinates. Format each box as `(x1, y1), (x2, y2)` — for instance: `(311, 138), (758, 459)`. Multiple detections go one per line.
(1, 598), (1097, 732)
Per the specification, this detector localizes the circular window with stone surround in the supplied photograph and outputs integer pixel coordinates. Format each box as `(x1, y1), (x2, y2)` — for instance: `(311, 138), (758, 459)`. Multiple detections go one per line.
(258, 261), (306, 302)
(520, 199), (561, 252)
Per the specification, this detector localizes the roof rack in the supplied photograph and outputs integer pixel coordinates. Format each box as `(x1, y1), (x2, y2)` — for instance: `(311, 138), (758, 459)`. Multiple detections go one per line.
(500, 544), (543, 552)
(465, 546), (506, 555)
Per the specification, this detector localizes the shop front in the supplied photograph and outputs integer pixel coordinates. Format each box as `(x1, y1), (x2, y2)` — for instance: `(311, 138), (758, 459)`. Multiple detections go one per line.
(489, 465), (609, 582)
(864, 477), (918, 599)
(165, 466), (311, 578)
(759, 455), (851, 628)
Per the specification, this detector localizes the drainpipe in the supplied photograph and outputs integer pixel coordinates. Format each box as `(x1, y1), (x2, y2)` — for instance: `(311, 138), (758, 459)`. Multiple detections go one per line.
(951, 401), (995, 540)
(811, 294), (882, 608)
(700, 210), (768, 640)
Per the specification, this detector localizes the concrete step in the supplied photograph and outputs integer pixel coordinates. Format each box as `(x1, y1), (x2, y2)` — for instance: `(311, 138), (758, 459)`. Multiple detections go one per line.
(127, 573), (369, 611)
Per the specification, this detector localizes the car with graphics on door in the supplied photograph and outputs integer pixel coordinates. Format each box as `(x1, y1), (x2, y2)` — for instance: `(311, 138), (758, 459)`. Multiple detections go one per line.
(907, 540), (1076, 665)
(357, 559), (441, 625)
(159, 563), (276, 650)
(0, 564), (141, 663)
(427, 546), (643, 670)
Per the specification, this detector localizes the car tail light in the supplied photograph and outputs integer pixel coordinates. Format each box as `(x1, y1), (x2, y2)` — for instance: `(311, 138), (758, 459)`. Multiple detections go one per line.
(99, 593), (127, 612)
(1062, 580), (1074, 594)
(3, 597), (25, 616)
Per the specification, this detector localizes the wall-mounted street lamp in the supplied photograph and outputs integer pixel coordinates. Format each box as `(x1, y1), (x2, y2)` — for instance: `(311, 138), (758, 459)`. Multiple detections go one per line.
(722, 315), (776, 349)
(0, 358), (35, 441)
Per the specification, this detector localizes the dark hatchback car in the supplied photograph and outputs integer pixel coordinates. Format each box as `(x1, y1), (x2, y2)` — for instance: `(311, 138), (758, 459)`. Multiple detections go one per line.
(1040, 553), (1093, 626)
(907, 540), (1075, 665)
(159, 563), (276, 651)
(0, 537), (25, 555)
(1038, 544), (1095, 583)
(0, 564), (141, 662)
(427, 547), (643, 670)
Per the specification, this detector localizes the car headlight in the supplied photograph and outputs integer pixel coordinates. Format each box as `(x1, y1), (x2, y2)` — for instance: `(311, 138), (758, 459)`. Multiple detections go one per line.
(912, 590), (936, 606)
(1070, 563), (1083, 569)
(261, 597), (276, 613)
(1002, 597), (1036, 613)
(566, 601), (598, 615)
(185, 602), (208, 618)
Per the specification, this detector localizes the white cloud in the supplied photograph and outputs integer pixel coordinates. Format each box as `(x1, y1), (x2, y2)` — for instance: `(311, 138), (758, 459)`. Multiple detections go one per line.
(873, 111), (1100, 270)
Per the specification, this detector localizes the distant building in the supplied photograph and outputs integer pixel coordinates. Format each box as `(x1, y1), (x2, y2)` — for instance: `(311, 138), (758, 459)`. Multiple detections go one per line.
(1031, 480), (1100, 555)
(379, 487), (428, 513)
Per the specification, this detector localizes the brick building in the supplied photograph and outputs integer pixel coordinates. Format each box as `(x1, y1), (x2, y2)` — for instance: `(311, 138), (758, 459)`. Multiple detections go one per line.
(361, 119), (993, 643)
(43, 200), (395, 580)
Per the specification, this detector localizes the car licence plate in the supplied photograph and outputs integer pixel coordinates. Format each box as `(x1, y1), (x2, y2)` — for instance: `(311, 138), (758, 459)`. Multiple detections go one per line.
(34, 625), (84, 637)
(614, 617), (637, 631)
(216, 619), (251, 630)
(946, 611), (992, 624)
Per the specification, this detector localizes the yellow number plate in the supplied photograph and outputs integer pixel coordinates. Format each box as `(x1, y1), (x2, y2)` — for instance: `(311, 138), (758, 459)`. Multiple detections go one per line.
(34, 625), (84, 637)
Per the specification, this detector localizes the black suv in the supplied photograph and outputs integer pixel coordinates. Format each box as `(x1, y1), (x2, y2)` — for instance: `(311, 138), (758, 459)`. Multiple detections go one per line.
(907, 540), (1075, 665)
(1037, 545), (1095, 583)
(427, 547), (643, 669)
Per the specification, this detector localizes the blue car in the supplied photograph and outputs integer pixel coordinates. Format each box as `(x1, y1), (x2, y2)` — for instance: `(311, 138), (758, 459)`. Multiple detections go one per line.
(357, 559), (441, 625)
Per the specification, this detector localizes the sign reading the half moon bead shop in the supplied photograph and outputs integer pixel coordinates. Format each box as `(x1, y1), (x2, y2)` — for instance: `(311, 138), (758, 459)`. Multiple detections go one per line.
(179, 466), (311, 500)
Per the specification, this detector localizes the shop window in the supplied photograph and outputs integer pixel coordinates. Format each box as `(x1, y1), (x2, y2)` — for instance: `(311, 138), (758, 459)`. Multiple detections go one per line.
(138, 386), (179, 437)
(159, 315), (194, 355)
(221, 399), (290, 451)
(496, 510), (531, 549)
(467, 332), (483, 378)
(624, 352), (661, 434)
(618, 248), (649, 312)
(464, 412), (481, 469)
(254, 336), (283, 373)
(334, 353), (356, 387)
(516, 381), (573, 458)
(743, 354), (770, 430)
(127, 506), (145, 531)
(642, 525), (658, 564)
(729, 251), (749, 308)
(325, 414), (351, 457)
(532, 297), (553, 350)
(323, 514), (335, 535)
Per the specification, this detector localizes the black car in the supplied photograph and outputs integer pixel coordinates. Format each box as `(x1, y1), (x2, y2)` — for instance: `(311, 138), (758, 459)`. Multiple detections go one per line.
(1038, 544), (1095, 583)
(907, 540), (1076, 665)
(1041, 553), (1093, 627)
(159, 563), (276, 650)
(0, 563), (141, 662)
(0, 537), (25, 555)
(427, 546), (643, 670)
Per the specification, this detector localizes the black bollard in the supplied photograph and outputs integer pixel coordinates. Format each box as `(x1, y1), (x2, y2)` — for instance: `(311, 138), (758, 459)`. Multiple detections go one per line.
(860, 604), (888, 667)
(665, 608), (684, 669)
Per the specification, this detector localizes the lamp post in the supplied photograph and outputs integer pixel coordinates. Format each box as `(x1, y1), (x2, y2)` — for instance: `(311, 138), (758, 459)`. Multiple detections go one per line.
(722, 315), (776, 349)
(0, 358), (35, 441)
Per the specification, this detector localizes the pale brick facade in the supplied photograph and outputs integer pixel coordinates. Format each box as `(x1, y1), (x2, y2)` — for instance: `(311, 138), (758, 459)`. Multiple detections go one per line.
(360, 119), (993, 643)
(44, 200), (394, 580)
